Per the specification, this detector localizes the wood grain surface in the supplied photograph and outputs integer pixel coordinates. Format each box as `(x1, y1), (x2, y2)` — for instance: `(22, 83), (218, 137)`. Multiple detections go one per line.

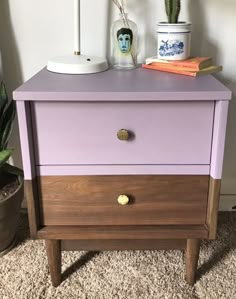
(186, 239), (201, 285)
(206, 177), (221, 239)
(38, 175), (209, 226)
(45, 240), (61, 287)
(61, 239), (186, 251)
(24, 180), (41, 238)
(37, 225), (208, 240)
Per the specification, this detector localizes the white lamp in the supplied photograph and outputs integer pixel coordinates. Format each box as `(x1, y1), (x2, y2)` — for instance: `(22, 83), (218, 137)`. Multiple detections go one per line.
(47, 0), (108, 74)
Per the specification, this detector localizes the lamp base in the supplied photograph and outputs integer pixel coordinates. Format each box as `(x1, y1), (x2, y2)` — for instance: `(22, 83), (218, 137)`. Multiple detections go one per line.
(47, 54), (109, 74)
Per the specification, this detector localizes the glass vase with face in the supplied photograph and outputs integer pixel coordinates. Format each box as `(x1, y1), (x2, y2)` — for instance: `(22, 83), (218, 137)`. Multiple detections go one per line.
(111, 13), (137, 70)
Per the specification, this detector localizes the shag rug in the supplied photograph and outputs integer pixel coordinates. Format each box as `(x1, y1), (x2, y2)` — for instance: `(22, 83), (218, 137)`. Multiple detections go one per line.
(0, 212), (235, 299)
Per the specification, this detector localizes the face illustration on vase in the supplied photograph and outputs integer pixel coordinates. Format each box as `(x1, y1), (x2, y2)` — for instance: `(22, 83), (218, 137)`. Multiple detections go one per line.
(117, 28), (133, 53)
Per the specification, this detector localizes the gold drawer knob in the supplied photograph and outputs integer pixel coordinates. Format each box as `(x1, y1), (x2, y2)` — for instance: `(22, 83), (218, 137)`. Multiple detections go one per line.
(117, 129), (130, 141)
(117, 195), (129, 205)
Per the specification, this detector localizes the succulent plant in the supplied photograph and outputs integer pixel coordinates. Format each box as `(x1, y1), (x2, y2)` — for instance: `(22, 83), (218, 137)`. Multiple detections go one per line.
(165, 0), (181, 23)
(0, 81), (23, 185)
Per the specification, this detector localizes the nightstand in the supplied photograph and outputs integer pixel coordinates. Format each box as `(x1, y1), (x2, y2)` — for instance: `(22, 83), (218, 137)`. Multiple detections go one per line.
(14, 68), (231, 286)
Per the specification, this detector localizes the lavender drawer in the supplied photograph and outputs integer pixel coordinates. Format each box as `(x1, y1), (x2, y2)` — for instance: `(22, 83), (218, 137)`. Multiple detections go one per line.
(31, 101), (214, 166)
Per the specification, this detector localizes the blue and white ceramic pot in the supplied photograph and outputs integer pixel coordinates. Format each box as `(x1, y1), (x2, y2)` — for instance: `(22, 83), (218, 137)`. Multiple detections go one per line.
(157, 22), (192, 60)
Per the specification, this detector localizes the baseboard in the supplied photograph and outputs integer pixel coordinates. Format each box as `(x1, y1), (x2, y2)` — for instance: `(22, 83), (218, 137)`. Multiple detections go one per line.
(219, 194), (236, 211)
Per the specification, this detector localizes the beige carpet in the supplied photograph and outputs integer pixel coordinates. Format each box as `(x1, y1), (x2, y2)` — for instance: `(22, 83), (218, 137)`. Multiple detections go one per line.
(0, 212), (235, 299)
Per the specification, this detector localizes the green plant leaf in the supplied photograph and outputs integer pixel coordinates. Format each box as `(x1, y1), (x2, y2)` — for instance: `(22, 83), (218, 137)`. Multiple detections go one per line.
(165, 0), (172, 23)
(0, 149), (14, 167)
(0, 81), (8, 100)
(0, 100), (16, 150)
(0, 81), (8, 119)
(171, 0), (181, 23)
(2, 163), (24, 177)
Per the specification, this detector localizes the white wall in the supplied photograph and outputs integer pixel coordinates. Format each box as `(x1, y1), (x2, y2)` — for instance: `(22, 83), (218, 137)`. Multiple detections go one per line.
(1, 0), (236, 202)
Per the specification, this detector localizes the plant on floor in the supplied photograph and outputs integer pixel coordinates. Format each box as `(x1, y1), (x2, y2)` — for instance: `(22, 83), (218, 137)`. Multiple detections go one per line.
(0, 81), (23, 185)
(0, 81), (24, 256)
(165, 0), (181, 23)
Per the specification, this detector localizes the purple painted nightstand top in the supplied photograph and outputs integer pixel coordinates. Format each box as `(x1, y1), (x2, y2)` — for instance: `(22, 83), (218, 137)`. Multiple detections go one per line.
(13, 67), (232, 101)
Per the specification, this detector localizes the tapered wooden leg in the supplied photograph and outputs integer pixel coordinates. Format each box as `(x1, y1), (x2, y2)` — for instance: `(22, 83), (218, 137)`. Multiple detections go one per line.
(45, 240), (61, 287)
(185, 239), (200, 285)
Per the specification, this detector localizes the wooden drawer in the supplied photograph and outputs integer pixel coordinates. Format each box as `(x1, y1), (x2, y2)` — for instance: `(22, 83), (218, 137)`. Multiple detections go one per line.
(32, 101), (214, 165)
(38, 175), (209, 226)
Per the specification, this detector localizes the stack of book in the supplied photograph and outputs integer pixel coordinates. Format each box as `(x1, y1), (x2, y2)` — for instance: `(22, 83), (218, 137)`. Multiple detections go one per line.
(142, 56), (222, 77)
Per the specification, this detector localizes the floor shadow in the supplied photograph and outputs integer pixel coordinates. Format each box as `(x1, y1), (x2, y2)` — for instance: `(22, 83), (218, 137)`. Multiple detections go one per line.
(17, 210), (30, 243)
(197, 245), (232, 280)
(197, 212), (236, 280)
(62, 251), (100, 282)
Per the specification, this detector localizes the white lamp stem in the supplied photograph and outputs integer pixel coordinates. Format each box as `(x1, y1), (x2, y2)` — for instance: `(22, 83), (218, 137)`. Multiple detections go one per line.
(74, 0), (80, 55)
(47, 0), (108, 74)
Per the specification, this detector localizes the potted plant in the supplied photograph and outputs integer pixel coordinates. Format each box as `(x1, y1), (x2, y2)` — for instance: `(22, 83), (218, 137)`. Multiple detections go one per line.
(0, 81), (24, 257)
(157, 0), (192, 60)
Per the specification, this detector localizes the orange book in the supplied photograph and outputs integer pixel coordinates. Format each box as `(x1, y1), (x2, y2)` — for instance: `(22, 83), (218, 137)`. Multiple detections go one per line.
(145, 56), (213, 71)
(142, 63), (222, 77)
